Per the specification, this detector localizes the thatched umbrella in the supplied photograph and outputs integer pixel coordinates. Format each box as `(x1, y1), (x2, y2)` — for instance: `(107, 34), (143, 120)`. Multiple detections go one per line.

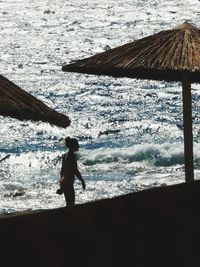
(62, 22), (200, 183)
(0, 74), (70, 128)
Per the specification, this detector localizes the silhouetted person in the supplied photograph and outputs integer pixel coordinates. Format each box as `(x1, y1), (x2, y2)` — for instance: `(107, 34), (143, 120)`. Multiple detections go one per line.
(56, 137), (85, 206)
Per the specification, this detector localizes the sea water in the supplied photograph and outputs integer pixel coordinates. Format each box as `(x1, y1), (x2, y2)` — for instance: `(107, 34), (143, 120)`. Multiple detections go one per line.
(1, 0), (200, 213)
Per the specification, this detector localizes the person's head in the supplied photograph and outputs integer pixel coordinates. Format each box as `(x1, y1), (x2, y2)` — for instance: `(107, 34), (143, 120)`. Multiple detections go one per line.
(65, 137), (79, 151)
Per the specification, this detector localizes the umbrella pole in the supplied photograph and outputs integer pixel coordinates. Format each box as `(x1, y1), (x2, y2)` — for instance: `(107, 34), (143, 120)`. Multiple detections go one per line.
(182, 75), (194, 182)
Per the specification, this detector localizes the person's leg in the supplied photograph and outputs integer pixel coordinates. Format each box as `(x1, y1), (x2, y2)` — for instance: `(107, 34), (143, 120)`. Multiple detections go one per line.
(64, 186), (75, 206)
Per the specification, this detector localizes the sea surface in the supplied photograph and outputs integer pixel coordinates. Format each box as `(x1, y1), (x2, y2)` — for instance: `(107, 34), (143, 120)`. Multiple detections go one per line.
(1, 0), (200, 213)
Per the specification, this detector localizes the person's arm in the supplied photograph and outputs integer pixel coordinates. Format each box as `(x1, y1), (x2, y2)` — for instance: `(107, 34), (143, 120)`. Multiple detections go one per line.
(74, 155), (85, 190)
(60, 154), (65, 177)
(73, 155), (85, 190)
(76, 170), (86, 190)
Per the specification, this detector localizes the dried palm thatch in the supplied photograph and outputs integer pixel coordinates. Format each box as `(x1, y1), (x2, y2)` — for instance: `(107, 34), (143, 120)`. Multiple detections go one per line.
(0, 74), (70, 128)
(62, 22), (200, 82)
(63, 22), (200, 183)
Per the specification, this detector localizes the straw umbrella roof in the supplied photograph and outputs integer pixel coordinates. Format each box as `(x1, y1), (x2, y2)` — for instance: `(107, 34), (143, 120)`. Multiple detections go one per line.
(0, 74), (70, 128)
(62, 22), (200, 183)
(62, 22), (200, 82)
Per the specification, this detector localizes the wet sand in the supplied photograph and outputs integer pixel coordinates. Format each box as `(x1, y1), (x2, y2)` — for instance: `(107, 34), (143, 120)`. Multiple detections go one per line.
(0, 180), (200, 267)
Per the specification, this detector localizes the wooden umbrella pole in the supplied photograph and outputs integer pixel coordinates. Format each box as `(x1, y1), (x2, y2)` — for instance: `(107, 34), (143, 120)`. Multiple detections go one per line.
(182, 75), (194, 182)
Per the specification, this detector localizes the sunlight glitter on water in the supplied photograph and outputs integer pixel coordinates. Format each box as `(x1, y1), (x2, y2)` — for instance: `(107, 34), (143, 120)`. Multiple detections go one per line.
(1, 0), (200, 213)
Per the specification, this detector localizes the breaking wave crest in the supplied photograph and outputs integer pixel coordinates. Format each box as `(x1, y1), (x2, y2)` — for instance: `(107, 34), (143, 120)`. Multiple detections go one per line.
(82, 143), (185, 167)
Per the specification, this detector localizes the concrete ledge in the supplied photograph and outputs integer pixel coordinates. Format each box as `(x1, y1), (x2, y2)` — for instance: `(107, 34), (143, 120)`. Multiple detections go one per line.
(0, 181), (200, 267)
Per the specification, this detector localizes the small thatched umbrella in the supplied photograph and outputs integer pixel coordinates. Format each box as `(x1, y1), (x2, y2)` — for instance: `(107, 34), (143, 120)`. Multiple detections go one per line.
(0, 74), (70, 128)
(62, 22), (200, 183)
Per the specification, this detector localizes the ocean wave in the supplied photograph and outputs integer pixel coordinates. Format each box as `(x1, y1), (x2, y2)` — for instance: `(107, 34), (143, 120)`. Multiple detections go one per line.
(82, 143), (184, 167)
(2, 142), (200, 177)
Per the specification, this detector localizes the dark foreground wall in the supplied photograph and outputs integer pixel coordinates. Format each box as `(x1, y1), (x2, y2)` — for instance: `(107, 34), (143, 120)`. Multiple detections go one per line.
(0, 181), (200, 267)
